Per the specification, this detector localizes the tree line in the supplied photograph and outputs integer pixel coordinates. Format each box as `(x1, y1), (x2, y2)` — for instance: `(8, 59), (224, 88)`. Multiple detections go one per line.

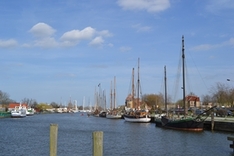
(1, 82), (234, 112)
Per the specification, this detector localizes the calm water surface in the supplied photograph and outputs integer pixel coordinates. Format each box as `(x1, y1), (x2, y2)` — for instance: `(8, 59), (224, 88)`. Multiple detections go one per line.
(0, 113), (233, 156)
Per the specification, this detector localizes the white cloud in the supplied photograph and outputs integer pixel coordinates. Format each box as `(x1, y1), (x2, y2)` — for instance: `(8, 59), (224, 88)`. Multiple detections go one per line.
(60, 27), (96, 42)
(190, 44), (215, 51)
(97, 30), (113, 37)
(227, 38), (234, 46)
(117, 0), (170, 13)
(206, 0), (234, 13)
(190, 38), (234, 51)
(0, 39), (18, 48)
(33, 37), (58, 48)
(28, 23), (58, 48)
(60, 27), (112, 47)
(29, 23), (56, 38)
(27, 24), (112, 48)
(132, 24), (152, 32)
(108, 43), (114, 47)
(89, 36), (104, 47)
(120, 46), (132, 52)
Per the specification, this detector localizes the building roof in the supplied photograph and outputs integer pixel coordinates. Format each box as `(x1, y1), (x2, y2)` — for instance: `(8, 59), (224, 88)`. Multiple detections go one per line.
(8, 103), (28, 108)
(186, 95), (200, 102)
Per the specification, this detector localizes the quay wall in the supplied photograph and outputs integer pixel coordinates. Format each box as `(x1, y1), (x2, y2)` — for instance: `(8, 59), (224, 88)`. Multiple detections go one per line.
(154, 117), (234, 133)
(204, 120), (234, 132)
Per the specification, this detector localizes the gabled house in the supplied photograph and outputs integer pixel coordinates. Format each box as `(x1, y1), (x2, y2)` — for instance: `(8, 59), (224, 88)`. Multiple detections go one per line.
(186, 95), (200, 108)
(8, 103), (28, 112)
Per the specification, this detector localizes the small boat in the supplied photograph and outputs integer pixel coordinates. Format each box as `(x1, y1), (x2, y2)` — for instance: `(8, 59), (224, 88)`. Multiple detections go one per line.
(26, 107), (35, 116)
(11, 103), (27, 118)
(106, 113), (122, 119)
(124, 110), (150, 122)
(123, 58), (151, 123)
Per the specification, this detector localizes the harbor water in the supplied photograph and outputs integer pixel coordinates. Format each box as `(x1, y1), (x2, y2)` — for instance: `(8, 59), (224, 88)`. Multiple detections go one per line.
(0, 113), (233, 156)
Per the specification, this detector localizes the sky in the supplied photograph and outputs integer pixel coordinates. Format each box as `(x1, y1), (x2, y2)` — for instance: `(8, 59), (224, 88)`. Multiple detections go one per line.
(0, 0), (234, 107)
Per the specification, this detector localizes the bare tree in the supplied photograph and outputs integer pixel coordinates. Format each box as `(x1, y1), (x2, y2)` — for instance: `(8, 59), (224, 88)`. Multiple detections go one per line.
(0, 90), (14, 104)
(202, 94), (212, 106)
(210, 82), (230, 107)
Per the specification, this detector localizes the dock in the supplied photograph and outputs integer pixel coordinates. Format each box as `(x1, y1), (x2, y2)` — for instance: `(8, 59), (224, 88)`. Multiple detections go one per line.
(154, 116), (234, 132)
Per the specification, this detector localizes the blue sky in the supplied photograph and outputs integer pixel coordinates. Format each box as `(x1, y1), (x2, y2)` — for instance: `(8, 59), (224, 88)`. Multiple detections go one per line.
(0, 0), (234, 107)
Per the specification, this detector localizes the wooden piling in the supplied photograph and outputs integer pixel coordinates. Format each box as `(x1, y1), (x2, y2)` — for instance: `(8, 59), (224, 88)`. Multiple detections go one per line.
(50, 124), (58, 156)
(92, 131), (103, 156)
(227, 136), (234, 154)
(211, 111), (214, 131)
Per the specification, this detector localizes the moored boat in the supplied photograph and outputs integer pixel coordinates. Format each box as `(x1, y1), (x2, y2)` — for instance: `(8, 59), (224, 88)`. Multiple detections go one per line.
(26, 108), (35, 116)
(124, 110), (150, 122)
(123, 58), (150, 123)
(11, 103), (27, 118)
(159, 36), (216, 131)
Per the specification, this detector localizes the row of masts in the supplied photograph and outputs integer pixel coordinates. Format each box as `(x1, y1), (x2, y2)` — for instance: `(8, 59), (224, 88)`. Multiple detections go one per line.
(131, 58), (141, 109)
(94, 76), (117, 111)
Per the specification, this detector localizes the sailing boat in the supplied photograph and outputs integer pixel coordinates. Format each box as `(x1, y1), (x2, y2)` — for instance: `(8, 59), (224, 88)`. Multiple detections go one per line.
(106, 76), (122, 119)
(123, 58), (151, 123)
(160, 36), (215, 131)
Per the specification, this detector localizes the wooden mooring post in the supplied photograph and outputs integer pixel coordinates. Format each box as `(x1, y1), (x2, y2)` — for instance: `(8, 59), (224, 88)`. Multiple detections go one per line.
(227, 136), (234, 154)
(50, 124), (58, 156)
(92, 131), (103, 156)
(211, 111), (214, 131)
(49, 124), (104, 156)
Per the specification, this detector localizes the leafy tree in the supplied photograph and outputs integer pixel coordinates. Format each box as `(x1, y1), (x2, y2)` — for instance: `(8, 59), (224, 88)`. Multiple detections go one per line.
(142, 93), (164, 110)
(36, 103), (52, 112)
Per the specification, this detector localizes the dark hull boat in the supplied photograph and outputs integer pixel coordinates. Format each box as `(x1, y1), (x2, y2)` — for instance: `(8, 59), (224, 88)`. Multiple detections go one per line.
(161, 116), (203, 131)
(99, 111), (107, 117)
(158, 36), (214, 132)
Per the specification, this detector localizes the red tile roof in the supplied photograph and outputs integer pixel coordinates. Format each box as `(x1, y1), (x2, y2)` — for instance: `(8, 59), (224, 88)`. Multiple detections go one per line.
(8, 103), (28, 108)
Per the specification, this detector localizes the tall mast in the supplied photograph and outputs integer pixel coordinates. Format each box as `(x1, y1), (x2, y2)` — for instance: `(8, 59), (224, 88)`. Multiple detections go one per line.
(110, 80), (113, 110)
(182, 35), (187, 116)
(132, 68), (135, 109)
(137, 58), (140, 109)
(164, 66), (168, 116)
(114, 76), (116, 109)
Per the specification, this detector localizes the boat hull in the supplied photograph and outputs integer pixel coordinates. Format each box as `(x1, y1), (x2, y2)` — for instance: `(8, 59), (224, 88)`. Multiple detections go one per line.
(99, 111), (107, 118)
(124, 114), (151, 123)
(106, 114), (122, 119)
(161, 116), (203, 131)
(11, 112), (26, 118)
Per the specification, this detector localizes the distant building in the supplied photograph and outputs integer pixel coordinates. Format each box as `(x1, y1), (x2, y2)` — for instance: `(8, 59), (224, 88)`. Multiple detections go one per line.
(186, 95), (200, 108)
(8, 103), (28, 112)
(125, 94), (151, 110)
